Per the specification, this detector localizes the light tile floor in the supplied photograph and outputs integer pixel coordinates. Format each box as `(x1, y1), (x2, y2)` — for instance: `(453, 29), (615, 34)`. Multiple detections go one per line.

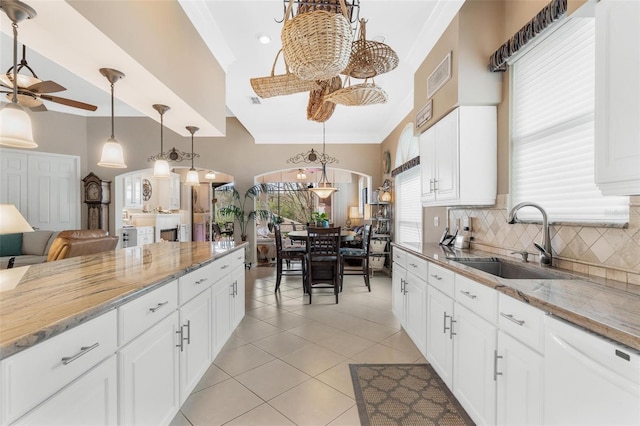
(171, 266), (425, 426)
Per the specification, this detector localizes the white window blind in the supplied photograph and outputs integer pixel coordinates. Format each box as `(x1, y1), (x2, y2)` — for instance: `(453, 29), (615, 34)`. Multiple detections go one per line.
(511, 18), (628, 223)
(396, 166), (422, 242)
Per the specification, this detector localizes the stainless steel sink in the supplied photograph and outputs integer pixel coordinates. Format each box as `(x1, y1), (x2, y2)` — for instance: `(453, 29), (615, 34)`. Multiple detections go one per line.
(450, 257), (566, 280)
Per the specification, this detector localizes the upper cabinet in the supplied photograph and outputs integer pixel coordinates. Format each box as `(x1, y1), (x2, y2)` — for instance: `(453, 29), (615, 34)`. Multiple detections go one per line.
(123, 174), (143, 209)
(595, 0), (640, 195)
(420, 106), (497, 207)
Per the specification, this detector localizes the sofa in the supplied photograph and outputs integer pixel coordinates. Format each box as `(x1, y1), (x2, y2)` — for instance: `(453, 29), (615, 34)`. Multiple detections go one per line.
(0, 230), (60, 269)
(47, 230), (119, 262)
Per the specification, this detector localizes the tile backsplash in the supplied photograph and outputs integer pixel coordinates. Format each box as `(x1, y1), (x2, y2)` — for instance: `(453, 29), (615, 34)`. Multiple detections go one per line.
(449, 195), (640, 293)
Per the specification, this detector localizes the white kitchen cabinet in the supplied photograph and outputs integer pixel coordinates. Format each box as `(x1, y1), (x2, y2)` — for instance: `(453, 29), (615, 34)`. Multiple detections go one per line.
(595, 0), (640, 195)
(178, 288), (212, 404)
(123, 174), (143, 209)
(419, 106), (497, 206)
(452, 302), (497, 426)
(13, 356), (117, 426)
(212, 277), (233, 357)
(118, 311), (180, 426)
(137, 226), (155, 246)
(426, 285), (454, 388)
(156, 173), (181, 211)
(496, 331), (543, 426)
(230, 262), (246, 330)
(391, 249), (427, 356)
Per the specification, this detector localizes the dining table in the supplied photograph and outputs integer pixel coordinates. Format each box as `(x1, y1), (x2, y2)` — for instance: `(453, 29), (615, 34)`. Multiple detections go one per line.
(287, 229), (357, 242)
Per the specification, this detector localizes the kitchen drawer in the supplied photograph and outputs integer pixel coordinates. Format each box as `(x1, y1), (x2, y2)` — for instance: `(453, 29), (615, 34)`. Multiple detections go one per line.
(1, 310), (117, 425)
(406, 253), (428, 278)
(179, 263), (213, 304)
(392, 248), (407, 269)
(427, 262), (455, 298)
(118, 280), (178, 345)
(455, 274), (497, 325)
(498, 293), (545, 353)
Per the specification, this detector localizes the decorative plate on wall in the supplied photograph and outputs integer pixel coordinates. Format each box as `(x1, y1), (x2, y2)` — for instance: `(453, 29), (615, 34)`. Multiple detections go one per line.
(142, 179), (152, 201)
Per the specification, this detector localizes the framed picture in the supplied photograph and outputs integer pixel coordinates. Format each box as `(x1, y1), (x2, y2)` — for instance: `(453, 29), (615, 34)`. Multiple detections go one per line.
(415, 99), (433, 129)
(427, 51), (452, 99)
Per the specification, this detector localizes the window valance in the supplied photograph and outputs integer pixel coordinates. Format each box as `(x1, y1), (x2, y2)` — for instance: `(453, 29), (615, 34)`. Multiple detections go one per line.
(489, 0), (567, 72)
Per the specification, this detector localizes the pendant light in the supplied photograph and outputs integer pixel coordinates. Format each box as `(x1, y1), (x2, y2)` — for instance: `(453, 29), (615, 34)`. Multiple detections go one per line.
(152, 104), (171, 178)
(309, 123), (337, 199)
(0, 0), (37, 148)
(97, 68), (126, 168)
(185, 126), (200, 186)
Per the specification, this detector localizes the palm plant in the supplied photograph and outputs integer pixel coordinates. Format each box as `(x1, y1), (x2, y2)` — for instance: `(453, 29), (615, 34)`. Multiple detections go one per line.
(218, 184), (273, 241)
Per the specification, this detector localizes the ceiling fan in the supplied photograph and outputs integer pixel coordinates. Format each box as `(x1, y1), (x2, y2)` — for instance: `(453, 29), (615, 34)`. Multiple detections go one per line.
(0, 44), (97, 112)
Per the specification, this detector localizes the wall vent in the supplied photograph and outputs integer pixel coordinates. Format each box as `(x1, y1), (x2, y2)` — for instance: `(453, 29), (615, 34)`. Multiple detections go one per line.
(250, 96), (261, 105)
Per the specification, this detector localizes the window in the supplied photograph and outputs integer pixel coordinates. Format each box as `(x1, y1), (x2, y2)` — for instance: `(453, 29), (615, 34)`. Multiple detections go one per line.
(395, 166), (422, 242)
(510, 17), (628, 224)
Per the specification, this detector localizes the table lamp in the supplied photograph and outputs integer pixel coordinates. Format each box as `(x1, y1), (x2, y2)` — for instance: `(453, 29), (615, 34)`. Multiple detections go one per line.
(0, 204), (34, 269)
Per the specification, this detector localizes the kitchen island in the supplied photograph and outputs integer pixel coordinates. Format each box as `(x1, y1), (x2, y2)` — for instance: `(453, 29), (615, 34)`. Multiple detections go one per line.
(0, 241), (247, 425)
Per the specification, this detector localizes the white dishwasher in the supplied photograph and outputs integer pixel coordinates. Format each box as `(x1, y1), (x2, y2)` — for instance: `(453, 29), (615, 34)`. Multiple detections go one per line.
(544, 315), (640, 426)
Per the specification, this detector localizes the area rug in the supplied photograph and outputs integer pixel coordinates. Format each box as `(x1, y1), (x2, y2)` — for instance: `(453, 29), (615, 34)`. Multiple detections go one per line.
(349, 364), (474, 426)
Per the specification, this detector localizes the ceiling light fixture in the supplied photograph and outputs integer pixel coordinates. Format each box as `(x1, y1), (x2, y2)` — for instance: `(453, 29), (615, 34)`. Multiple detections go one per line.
(257, 34), (271, 44)
(185, 126), (200, 186)
(0, 0), (37, 148)
(296, 169), (307, 180)
(308, 123), (338, 199)
(151, 104), (171, 178)
(97, 68), (126, 168)
(205, 170), (216, 180)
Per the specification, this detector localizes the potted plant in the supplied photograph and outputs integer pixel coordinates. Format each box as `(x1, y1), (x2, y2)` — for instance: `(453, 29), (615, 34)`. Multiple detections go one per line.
(218, 184), (273, 241)
(311, 211), (330, 227)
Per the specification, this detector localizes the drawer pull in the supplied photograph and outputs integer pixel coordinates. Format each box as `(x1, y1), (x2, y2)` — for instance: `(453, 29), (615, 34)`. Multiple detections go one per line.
(409, 263), (418, 268)
(430, 274), (442, 281)
(61, 342), (100, 365)
(149, 301), (169, 313)
(500, 312), (525, 326)
(220, 264), (229, 270)
(195, 278), (208, 285)
(460, 290), (477, 299)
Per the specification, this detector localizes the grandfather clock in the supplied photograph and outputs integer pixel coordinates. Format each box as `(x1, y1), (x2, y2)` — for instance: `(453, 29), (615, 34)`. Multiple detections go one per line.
(83, 172), (111, 231)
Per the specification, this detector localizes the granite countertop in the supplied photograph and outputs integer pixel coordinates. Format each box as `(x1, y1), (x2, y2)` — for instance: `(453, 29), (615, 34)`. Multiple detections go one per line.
(0, 241), (247, 360)
(394, 242), (640, 352)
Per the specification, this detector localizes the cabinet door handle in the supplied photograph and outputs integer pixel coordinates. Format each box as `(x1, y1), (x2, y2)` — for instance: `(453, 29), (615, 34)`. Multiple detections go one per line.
(429, 178), (434, 193)
(449, 318), (456, 339)
(230, 283), (235, 297)
(183, 320), (191, 345)
(233, 280), (238, 296)
(500, 312), (525, 326)
(61, 342), (100, 365)
(443, 312), (450, 335)
(494, 350), (503, 381)
(400, 278), (405, 293)
(434, 179), (438, 191)
(430, 274), (442, 281)
(149, 301), (169, 313)
(176, 327), (184, 352)
(460, 290), (477, 300)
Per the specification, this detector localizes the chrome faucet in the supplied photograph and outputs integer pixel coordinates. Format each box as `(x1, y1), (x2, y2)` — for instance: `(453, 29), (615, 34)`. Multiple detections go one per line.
(507, 202), (552, 266)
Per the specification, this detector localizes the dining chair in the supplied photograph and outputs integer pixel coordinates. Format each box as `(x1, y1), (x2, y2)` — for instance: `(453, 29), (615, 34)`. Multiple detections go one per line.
(274, 224), (306, 292)
(304, 226), (341, 304)
(339, 224), (372, 292)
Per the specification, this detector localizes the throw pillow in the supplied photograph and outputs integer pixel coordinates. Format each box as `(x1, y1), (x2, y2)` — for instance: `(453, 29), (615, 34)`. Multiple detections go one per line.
(0, 233), (23, 256)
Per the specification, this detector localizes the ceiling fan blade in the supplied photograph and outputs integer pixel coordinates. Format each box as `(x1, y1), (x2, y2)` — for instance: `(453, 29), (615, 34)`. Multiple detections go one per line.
(38, 94), (98, 112)
(28, 80), (66, 94)
(30, 103), (48, 112)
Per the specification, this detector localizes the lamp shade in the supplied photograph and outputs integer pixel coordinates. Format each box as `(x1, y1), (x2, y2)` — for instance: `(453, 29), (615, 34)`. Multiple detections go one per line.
(379, 190), (392, 202)
(309, 183), (337, 199)
(185, 169), (200, 186)
(98, 137), (127, 168)
(0, 103), (37, 148)
(349, 206), (361, 219)
(153, 159), (171, 178)
(0, 204), (33, 234)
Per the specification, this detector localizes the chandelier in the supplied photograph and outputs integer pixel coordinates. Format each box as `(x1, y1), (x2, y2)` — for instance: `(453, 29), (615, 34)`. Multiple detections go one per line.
(306, 123), (338, 199)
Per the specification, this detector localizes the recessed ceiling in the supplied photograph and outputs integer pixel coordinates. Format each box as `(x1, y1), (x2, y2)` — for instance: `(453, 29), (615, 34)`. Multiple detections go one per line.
(0, 0), (464, 144)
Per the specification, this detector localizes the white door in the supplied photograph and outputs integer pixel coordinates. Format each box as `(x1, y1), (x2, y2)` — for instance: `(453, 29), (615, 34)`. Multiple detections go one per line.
(14, 356), (117, 426)
(27, 153), (80, 230)
(426, 285), (454, 389)
(0, 150), (28, 214)
(212, 279), (232, 358)
(453, 303), (497, 425)
(434, 108), (459, 202)
(391, 266), (406, 326)
(496, 331), (543, 426)
(405, 272), (426, 356)
(179, 289), (213, 404)
(419, 129), (436, 202)
(119, 311), (180, 426)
